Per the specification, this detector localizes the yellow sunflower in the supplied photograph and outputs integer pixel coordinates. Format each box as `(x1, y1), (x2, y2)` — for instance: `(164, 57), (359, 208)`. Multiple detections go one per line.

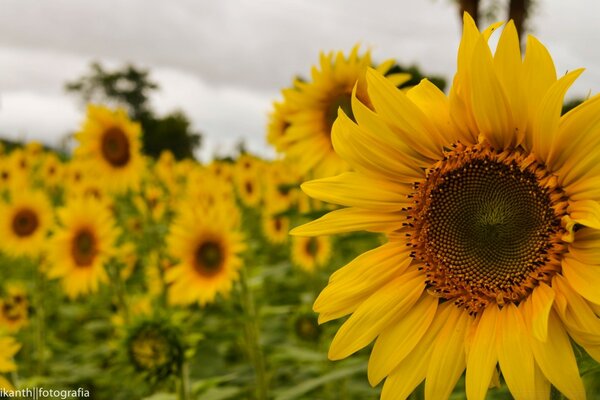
(291, 236), (331, 273)
(0, 284), (29, 333)
(262, 213), (290, 245)
(270, 45), (410, 179)
(75, 105), (144, 193)
(0, 335), (20, 390)
(0, 191), (53, 258)
(47, 198), (118, 299)
(165, 204), (246, 306)
(292, 15), (600, 400)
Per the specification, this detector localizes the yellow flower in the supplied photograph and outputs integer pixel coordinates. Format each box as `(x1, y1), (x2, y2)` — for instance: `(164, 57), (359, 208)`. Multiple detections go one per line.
(0, 284), (29, 333)
(291, 236), (331, 273)
(47, 198), (118, 299)
(0, 336), (20, 373)
(292, 15), (600, 400)
(165, 204), (245, 306)
(262, 213), (290, 245)
(270, 45), (410, 179)
(75, 105), (144, 193)
(0, 190), (53, 258)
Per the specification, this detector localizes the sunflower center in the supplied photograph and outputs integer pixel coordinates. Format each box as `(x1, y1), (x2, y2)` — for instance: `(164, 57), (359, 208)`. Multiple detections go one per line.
(325, 92), (354, 132)
(305, 237), (319, 257)
(12, 208), (39, 237)
(194, 241), (223, 276)
(101, 127), (131, 167)
(410, 144), (567, 315)
(72, 229), (98, 267)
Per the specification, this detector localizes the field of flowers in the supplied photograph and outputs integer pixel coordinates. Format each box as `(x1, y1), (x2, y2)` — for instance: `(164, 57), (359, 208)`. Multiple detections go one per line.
(3, 11), (600, 400)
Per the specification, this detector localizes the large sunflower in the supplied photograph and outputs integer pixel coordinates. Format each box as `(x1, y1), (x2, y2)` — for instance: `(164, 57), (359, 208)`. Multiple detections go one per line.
(270, 46), (410, 179)
(47, 198), (118, 299)
(292, 15), (600, 400)
(75, 105), (143, 193)
(0, 191), (53, 258)
(165, 204), (246, 306)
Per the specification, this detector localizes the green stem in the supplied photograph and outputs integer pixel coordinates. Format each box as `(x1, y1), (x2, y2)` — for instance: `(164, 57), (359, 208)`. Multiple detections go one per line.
(178, 361), (191, 400)
(34, 259), (46, 376)
(111, 260), (130, 324)
(239, 266), (268, 400)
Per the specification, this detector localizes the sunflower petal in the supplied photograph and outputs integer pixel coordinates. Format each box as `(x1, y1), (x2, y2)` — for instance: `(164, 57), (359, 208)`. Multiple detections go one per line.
(290, 207), (401, 236)
(314, 242), (412, 323)
(569, 199), (600, 229)
(301, 172), (411, 211)
(367, 292), (437, 386)
(466, 305), (499, 400)
(529, 282), (555, 342)
(425, 306), (471, 400)
(497, 304), (537, 400)
(470, 36), (514, 149)
(328, 269), (424, 360)
(529, 310), (585, 400)
(380, 303), (452, 400)
(562, 255), (600, 305)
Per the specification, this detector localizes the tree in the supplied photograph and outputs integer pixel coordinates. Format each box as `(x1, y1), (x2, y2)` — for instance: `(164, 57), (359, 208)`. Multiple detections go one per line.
(66, 62), (201, 160)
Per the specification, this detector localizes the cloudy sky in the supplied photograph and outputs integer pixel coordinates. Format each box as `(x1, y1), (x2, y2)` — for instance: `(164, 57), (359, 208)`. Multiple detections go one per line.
(1, 0), (599, 161)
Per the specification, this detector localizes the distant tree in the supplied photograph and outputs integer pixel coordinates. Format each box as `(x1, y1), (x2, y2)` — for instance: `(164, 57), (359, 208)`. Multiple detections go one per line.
(65, 62), (202, 160)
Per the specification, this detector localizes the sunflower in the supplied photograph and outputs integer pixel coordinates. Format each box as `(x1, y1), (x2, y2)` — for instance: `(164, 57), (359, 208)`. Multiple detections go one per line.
(165, 204), (246, 306)
(292, 15), (600, 400)
(0, 335), (20, 390)
(262, 213), (290, 245)
(291, 236), (331, 273)
(75, 105), (143, 193)
(46, 198), (118, 299)
(270, 45), (410, 179)
(0, 285), (29, 333)
(0, 191), (53, 258)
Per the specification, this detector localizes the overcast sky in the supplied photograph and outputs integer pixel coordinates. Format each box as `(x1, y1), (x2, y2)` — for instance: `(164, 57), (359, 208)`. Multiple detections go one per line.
(1, 0), (599, 161)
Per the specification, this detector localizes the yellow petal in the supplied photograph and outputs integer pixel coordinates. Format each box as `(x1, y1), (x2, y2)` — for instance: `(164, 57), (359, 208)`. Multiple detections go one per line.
(367, 292), (437, 386)
(494, 20), (527, 144)
(470, 35), (514, 149)
(466, 305), (499, 400)
(328, 269), (424, 360)
(529, 310), (585, 400)
(529, 282), (555, 342)
(314, 242), (412, 323)
(425, 306), (471, 400)
(532, 69), (584, 163)
(406, 79), (453, 145)
(365, 68), (443, 160)
(290, 207), (401, 236)
(553, 275), (600, 348)
(301, 172), (411, 211)
(497, 304), (536, 400)
(562, 255), (600, 304)
(522, 35), (556, 149)
(331, 110), (424, 183)
(380, 303), (453, 400)
(568, 199), (600, 229)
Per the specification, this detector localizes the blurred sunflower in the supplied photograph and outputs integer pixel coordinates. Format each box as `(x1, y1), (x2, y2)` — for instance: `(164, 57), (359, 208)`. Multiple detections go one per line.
(262, 213), (290, 245)
(270, 45), (410, 179)
(75, 105), (143, 193)
(0, 285), (29, 333)
(165, 204), (245, 306)
(291, 236), (331, 273)
(0, 335), (20, 390)
(292, 15), (600, 400)
(0, 191), (52, 258)
(47, 198), (118, 299)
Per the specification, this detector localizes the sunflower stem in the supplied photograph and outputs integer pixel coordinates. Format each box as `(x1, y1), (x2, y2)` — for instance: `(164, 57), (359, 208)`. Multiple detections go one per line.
(239, 265), (268, 400)
(178, 361), (191, 400)
(110, 260), (130, 324)
(33, 258), (46, 376)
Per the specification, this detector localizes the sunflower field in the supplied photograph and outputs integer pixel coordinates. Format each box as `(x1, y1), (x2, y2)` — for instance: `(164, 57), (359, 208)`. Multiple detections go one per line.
(3, 11), (600, 400)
